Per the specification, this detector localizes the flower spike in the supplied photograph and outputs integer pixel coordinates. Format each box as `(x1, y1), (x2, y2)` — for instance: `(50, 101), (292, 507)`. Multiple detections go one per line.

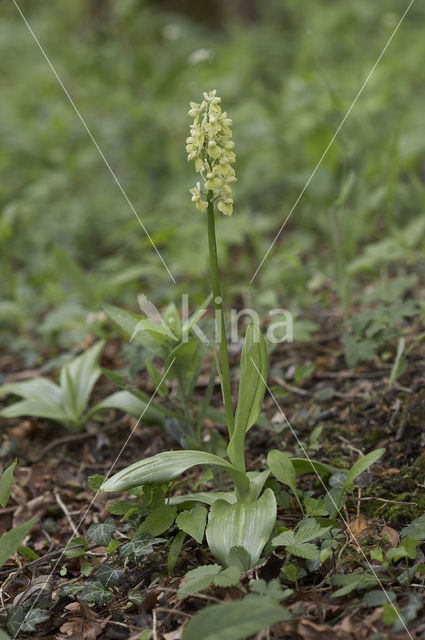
(186, 90), (236, 215)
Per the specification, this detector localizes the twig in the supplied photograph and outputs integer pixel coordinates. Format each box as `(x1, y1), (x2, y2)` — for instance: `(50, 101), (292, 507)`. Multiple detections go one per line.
(155, 607), (191, 619)
(152, 608), (158, 640)
(357, 497), (417, 506)
(31, 417), (126, 461)
(54, 489), (79, 536)
(272, 375), (309, 396)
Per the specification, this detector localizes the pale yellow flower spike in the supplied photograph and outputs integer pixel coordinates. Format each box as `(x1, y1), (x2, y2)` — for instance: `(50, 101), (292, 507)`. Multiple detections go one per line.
(186, 90), (236, 215)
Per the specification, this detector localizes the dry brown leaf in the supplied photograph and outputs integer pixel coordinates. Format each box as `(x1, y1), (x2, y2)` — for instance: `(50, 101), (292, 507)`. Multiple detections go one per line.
(59, 618), (105, 640)
(297, 619), (342, 640)
(381, 525), (399, 548)
(348, 516), (371, 539)
(163, 627), (184, 640)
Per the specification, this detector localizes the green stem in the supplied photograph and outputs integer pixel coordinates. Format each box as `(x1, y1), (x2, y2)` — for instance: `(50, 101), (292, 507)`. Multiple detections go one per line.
(207, 192), (234, 437)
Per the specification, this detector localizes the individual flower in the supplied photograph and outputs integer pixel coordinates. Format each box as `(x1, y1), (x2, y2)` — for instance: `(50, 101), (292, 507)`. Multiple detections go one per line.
(189, 182), (208, 212)
(187, 90), (236, 215)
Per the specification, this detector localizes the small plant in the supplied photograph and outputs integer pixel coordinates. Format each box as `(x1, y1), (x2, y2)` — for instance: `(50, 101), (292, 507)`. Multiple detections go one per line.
(0, 460), (38, 571)
(0, 341), (152, 432)
(342, 300), (417, 368)
(101, 91), (356, 569)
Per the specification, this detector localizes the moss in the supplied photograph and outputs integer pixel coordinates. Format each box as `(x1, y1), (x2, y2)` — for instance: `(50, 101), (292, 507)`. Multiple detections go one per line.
(362, 455), (425, 522)
(364, 426), (387, 445)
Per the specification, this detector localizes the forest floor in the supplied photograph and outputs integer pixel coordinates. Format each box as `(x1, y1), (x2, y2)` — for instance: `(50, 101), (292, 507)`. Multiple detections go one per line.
(1, 309), (425, 640)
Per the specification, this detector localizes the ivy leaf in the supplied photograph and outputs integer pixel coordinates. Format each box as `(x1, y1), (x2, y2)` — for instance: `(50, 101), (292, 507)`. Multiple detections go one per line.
(80, 581), (112, 604)
(64, 537), (88, 558)
(96, 563), (125, 588)
(87, 518), (115, 546)
(106, 500), (138, 516)
(7, 606), (49, 636)
(119, 534), (165, 560)
(176, 506), (207, 544)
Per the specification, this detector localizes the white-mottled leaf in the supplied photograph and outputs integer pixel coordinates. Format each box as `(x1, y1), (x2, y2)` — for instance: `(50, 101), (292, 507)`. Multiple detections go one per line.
(87, 518), (115, 546)
(80, 580), (112, 604)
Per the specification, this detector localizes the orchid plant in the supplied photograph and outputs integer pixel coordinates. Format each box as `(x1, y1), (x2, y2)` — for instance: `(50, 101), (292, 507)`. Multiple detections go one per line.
(101, 91), (337, 569)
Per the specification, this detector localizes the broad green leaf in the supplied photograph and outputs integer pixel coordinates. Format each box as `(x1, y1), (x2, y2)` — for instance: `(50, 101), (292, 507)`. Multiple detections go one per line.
(96, 563), (124, 588)
(291, 458), (340, 477)
(0, 377), (62, 404)
(0, 518), (38, 569)
(0, 459), (17, 507)
(165, 339), (204, 399)
(0, 377), (66, 423)
(88, 390), (165, 425)
(267, 450), (301, 511)
(343, 448), (385, 490)
(206, 488), (276, 568)
(170, 492), (237, 506)
(227, 324), (267, 469)
(247, 469), (271, 501)
(176, 505), (207, 543)
(167, 531), (186, 575)
(87, 518), (115, 546)
(104, 304), (174, 354)
(181, 294), (212, 337)
(138, 504), (177, 536)
(0, 398), (68, 424)
(101, 450), (250, 495)
(146, 360), (167, 396)
(60, 341), (104, 420)
(181, 596), (289, 640)
(0, 629), (10, 640)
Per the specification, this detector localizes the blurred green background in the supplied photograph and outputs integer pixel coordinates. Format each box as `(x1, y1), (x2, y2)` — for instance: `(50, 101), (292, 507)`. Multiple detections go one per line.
(1, 0), (425, 364)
